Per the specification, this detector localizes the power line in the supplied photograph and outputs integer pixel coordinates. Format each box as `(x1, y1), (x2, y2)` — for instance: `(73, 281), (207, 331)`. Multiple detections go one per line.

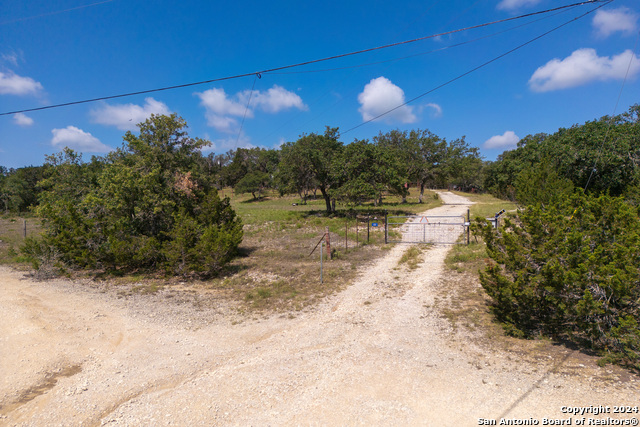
(0, 0), (117, 25)
(260, 3), (575, 145)
(260, 0), (575, 146)
(341, 0), (613, 136)
(270, 6), (572, 76)
(234, 74), (260, 150)
(0, 0), (607, 117)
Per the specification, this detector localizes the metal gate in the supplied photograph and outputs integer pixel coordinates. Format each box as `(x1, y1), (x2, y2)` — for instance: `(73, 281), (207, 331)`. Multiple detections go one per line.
(385, 212), (470, 245)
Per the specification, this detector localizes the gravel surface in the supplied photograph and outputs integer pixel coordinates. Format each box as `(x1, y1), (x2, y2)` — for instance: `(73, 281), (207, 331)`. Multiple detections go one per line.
(1, 191), (638, 426)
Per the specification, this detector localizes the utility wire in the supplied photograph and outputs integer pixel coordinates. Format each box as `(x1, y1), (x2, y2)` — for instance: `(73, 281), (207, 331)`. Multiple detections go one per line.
(259, 0), (572, 145)
(341, 0), (612, 136)
(270, 6), (573, 76)
(234, 74), (260, 150)
(0, 0), (607, 117)
(1, 0), (116, 25)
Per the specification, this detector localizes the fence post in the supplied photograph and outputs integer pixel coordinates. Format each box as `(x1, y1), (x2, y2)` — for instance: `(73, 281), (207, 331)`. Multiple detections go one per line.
(325, 226), (331, 260)
(466, 209), (470, 245)
(367, 214), (370, 243)
(23, 219), (27, 238)
(384, 211), (388, 244)
(345, 218), (348, 251)
(320, 241), (323, 284)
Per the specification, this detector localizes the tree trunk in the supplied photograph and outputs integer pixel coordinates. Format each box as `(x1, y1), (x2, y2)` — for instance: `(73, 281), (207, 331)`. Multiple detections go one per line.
(419, 183), (425, 203)
(320, 186), (332, 212)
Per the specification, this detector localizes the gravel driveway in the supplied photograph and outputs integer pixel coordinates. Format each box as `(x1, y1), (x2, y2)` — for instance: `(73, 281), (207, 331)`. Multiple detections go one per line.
(1, 192), (638, 426)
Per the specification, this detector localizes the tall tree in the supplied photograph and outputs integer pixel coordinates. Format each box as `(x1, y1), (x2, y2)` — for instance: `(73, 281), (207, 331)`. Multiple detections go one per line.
(442, 137), (485, 191)
(0, 165), (48, 213)
(374, 129), (446, 203)
(278, 127), (343, 212)
(331, 139), (403, 206)
(484, 104), (640, 205)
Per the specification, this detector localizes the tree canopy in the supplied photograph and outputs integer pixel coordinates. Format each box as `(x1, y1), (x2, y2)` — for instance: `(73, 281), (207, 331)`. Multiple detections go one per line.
(484, 105), (640, 206)
(31, 114), (243, 278)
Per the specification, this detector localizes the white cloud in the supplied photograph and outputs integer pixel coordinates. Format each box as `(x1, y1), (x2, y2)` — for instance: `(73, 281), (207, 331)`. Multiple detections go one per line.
(529, 48), (640, 92)
(593, 7), (639, 38)
(207, 115), (239, 134)
(244, 85), (307, 113)
(424, 103), (442, 118)
(357, 77), (416, 124)
(0, 71), (43, 96)
(484, 131), (520, 149)
(198, 88), (249, 118)
(497, 0), (541, 11)
(206, 133), (254, 152)
(90, 97), (171, 130)
(13, 113), (34, 127)
(196, 85), (306, 133)
(51, 126), (112, 153)
(2, 52), (21, 67)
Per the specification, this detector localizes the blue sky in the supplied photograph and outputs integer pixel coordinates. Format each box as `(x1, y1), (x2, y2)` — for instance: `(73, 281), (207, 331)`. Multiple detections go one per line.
(1, 0), (639, 168)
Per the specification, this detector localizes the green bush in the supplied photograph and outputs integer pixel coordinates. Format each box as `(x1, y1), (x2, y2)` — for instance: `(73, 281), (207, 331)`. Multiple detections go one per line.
(30, 114), (243, 278)
(478, 193), (640, 370)
(21, 237), (62, 279)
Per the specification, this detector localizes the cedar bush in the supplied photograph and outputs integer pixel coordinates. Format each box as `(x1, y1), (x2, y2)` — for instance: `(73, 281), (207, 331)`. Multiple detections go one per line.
(27, 114), (243, 278)
(478, 193), (640, 370)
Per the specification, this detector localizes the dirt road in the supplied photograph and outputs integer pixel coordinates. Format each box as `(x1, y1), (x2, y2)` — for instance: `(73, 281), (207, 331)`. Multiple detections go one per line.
(1, 192), (638, 426)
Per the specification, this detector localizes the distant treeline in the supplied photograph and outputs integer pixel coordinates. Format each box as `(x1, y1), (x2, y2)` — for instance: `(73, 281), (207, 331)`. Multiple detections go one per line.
(1, 126), (485, 215)
(3, 106), (639, 215)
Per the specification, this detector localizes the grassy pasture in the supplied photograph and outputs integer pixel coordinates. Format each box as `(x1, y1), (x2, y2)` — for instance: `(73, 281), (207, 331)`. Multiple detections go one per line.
(0, 216), (42, 267)
(224, 188), (441, 310)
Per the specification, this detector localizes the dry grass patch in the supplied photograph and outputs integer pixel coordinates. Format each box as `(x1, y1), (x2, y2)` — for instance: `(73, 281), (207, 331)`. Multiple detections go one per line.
(397, 245), (426, 270)
(0, 216), (43, 267)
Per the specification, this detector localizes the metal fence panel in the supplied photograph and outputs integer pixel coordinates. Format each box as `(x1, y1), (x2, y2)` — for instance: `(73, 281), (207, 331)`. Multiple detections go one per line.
(386, 214), (467, 245)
